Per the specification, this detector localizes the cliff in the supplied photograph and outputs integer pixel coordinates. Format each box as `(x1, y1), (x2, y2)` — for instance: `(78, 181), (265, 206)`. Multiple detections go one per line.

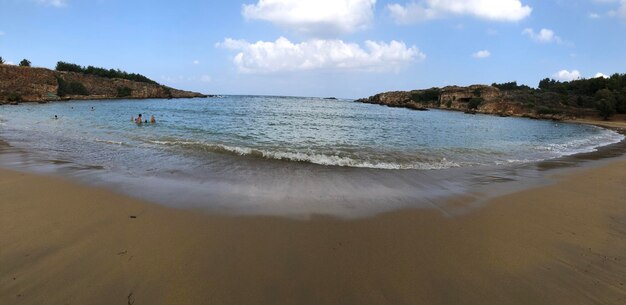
(0, 65), (207, 104)
(356, 85), (598, 120)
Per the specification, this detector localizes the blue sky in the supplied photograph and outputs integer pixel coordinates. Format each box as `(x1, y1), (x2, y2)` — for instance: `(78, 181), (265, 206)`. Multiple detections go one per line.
(1, 0), (625, 98)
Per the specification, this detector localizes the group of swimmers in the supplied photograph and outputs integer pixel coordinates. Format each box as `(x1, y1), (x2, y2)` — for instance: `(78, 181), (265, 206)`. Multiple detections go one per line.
(132, 114), (156, 124)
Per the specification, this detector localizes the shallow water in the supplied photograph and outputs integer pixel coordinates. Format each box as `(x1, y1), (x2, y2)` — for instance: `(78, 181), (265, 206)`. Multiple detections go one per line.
(0, 97), (623, 217)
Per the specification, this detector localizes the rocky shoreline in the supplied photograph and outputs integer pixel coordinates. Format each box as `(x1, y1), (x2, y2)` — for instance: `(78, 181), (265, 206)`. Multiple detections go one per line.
(0, 65), (208, 104)
(356, 85), (599, 121)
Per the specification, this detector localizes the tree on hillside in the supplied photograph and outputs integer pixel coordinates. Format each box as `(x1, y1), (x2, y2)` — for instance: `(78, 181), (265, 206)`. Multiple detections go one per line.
(0, 56), (4, 64)
(595, 89), (616, 120)
(19, 59), (31, 67)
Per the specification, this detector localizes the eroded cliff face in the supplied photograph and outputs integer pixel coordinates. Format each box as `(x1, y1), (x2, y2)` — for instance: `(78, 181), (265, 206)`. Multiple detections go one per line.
(356, 85), (590, 120)
(0, 65), (206, 104)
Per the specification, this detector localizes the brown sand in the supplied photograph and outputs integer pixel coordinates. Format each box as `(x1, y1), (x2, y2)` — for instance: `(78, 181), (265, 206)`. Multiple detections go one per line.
(569, 114), (626, 130)
(1, 159), (626, 305)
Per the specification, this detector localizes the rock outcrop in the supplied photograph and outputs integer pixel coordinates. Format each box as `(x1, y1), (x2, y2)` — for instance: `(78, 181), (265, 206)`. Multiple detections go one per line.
(0, 65), (207, 104)
(356, 85), (596, 120)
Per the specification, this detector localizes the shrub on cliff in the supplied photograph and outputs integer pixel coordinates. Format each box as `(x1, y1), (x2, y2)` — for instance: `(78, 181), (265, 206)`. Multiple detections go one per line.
(0, 56), (4, 64)
(56, 76), (89, 96)
(7, 93), (22, 102)
(536, 107), (561, 115)
(55, 61), (158, 85)
(410, 88), (441, 103)
(491, 81), (531, 91)
(117, 87), (132, 97)
(19, 59), (31, 67)
(595, 89), (616, 120)
(56, 61), (83, 73)
(68, 82), (89, 95)
(468, 98), (484, 110)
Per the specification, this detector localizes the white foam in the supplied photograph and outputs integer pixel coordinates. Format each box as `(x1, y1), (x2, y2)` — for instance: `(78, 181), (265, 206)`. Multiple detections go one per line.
(538, 127), (624, 157)
(148, 139), (461, 170)
(95, 139), (125, 146)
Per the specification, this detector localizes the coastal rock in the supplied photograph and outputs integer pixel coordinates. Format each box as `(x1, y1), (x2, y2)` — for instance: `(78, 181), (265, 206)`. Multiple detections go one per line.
(0, 65), (207, 104)
(356, 84), (593, 120)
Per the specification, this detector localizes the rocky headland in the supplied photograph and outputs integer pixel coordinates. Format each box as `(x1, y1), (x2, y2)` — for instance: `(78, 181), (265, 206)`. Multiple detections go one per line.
(0, 65), (207, 104)
(356, 85), (600, 121)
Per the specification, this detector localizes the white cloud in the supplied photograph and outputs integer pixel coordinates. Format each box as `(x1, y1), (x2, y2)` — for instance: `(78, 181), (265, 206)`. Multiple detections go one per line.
(594, 0), (626, 19)
(200, 75), (212, 83)
(594, 72), (608, 78)
(589, 12), (601, 18)
(472, 50), (491, 59)
(553, 70), (581, 81)
(217, 37), (425, 73)
(37, 0), (68, 7)
(522, 28), (562, 44)
(193, 60), (200, 65)
(242, 0), (376, 36)
(0, 31), (4, 36)
(387, 0), (532, 24)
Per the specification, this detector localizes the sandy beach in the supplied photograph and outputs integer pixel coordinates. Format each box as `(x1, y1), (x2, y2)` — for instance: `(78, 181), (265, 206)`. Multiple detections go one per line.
(1, 153), (626, 305)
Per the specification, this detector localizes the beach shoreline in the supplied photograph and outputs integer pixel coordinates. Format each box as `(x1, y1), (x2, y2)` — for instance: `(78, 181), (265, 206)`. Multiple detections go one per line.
(2, 153), (626, 304)
(2, 109), (626, 304)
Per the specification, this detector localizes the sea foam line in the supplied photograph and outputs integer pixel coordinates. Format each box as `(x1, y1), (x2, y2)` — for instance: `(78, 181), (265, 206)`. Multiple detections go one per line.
(147, 139), (461, 170)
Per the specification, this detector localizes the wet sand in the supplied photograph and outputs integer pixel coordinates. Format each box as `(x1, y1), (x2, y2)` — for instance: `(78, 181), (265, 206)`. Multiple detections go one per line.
(1, 155), (626, 304)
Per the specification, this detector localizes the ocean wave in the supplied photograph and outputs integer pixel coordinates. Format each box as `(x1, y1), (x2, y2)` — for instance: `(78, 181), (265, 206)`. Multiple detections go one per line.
(95, 139), (126, 146)
(536, 128), (624, 157)
(147, 139), (461, 170)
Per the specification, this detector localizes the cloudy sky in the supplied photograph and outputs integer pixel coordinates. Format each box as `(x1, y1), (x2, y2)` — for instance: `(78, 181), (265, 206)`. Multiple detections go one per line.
(0, 0), (625, 98)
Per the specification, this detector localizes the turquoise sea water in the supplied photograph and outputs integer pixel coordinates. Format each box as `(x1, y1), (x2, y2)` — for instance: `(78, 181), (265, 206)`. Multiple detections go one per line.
(0, 96), (623, 216)
(0, 96), (622, 170)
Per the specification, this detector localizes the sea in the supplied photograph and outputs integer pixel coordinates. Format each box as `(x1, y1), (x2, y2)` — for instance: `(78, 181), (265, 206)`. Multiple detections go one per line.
(0, 96), (624, 217)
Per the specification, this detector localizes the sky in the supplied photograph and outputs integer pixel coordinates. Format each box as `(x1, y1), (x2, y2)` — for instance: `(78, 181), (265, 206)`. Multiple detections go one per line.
(1, 0), (625, 98)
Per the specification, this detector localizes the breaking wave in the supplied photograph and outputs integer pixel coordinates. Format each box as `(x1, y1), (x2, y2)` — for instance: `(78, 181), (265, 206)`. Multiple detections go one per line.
(147, 140), (461, 170)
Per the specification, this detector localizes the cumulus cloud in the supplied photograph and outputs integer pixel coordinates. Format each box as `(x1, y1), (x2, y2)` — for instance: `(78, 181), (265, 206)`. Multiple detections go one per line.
(216, 37), (425, 73)
(472, 50), (491, 59)
(387, 0), (532, 24)
(594, 72), (608, 78)
(37, 0), (68, 7)
(522, 28), (562, 44)
(242, 0), (376, 36)
(553, 70), (581, 81)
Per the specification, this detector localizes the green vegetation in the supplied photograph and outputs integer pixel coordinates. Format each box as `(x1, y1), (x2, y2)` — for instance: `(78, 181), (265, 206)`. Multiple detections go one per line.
(410, 88), (441, 103)
(56, 76), (89, 96)
(446, 100), (452, 108)
(0, 56), (4, 64)
(595, 89), (616, 120)
(56, 61), (158, 85)
(162, 86), (173, 99)
(468, 98), (484, 110)
(19, 59), (31, 67)
(117, 86), (133, 97)
(536, 73), (626, 118)
(7, 93), (22, 102)
(491, 81), (531, 91)
(536, 107), (562, 115)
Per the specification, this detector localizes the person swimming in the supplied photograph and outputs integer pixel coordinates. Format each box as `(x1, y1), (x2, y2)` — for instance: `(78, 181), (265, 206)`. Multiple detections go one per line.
(54, 115), (58, 120)
(135, 114), (143, 124)
(150, 115), (156, 124)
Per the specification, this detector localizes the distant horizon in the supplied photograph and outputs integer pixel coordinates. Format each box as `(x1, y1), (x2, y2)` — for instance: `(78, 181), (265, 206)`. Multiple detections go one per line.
(1, 0), (625, 98)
